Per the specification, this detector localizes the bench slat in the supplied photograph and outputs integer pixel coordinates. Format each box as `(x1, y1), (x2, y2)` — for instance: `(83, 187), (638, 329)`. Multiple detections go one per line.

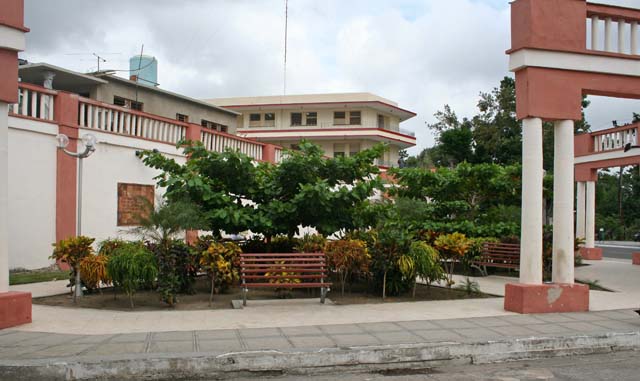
(244, 282), (331, 288)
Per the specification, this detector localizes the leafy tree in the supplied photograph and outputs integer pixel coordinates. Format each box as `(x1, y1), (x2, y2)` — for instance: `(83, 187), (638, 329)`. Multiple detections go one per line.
(407, 241), (443, 297)
(433, 232), (471, 287)
(50, 236), (95, 302)
(106, 242), (158, 309)
(324, 239), (370, 296)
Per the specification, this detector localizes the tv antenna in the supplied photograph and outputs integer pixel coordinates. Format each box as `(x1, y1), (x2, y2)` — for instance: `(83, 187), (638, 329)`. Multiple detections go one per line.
(63, 52), (121, 72)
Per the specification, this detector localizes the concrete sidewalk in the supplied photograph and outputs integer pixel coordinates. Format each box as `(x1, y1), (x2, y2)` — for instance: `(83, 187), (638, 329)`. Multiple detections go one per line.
(1, 309), (639, 380)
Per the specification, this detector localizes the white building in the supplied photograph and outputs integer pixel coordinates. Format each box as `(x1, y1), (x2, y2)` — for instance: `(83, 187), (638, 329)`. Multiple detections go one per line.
(207, 93), (417, 168)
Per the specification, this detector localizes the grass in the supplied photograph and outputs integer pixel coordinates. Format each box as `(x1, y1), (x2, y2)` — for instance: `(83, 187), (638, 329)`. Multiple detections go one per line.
(9, 270), (69, 285)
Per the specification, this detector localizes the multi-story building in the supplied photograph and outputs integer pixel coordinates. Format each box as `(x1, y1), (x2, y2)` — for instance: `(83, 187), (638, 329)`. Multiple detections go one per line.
(18, 61), (238, 133)
(207, 93), (417, 168)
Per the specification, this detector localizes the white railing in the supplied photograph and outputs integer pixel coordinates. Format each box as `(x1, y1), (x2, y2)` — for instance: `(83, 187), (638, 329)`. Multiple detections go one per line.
(10, 84), (56, 121)
(593, 126), (638, 152)
(201, 130), (263, 161)
(587, 7), (640, 55)
(78, 98), (186, 145)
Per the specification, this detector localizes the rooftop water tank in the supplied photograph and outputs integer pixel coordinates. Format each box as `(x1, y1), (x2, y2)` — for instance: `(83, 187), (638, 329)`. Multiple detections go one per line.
(129, 54), (157, 86)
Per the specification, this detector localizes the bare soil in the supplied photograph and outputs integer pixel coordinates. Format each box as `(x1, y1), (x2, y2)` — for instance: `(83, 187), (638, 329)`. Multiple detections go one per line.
(33, 276), (491, 311)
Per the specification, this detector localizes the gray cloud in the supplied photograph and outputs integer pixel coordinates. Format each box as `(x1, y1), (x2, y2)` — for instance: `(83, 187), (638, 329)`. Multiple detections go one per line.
(22, 0), (640, 153)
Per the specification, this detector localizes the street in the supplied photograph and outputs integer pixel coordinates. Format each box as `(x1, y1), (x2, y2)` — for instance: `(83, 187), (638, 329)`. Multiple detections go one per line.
(231, 351), (640, 381)
(598, 244), (640, 260)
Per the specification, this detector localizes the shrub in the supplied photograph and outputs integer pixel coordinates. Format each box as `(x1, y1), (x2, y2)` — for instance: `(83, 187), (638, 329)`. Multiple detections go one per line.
(433, 232), (471, 287)
(97, 238), (129, 257)
(50, 236), (95, 301)
(79, 254), (111, 291)
(371, 225), (414, 299)
(295, 233), (326, 253)
(407, 241), (444, 297)
(200, 241), (242, 305)
(148, 239), (198, 306)
(269, 235), (299, 253)
(240, 237), (268, 253)
(324, 239), (370, 296)
(106, 243), (158, 309)
(464, 237), (499, 275)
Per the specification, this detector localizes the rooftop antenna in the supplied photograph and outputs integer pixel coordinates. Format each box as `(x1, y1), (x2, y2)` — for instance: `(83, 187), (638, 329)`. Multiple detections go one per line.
(283, 0), (288, 95)
(134, 44), (144, 103)
(93, 53), (107, 72)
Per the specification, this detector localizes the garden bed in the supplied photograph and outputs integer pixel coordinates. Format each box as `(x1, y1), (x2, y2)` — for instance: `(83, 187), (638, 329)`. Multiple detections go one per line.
(33, 276), (492, 311)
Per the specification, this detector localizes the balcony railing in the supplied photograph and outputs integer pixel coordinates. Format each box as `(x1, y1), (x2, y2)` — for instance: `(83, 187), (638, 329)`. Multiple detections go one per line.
(79, 97), (187, 145)
(241, 122), (415, 137)
(587, 3), (640, 56)
(201, 129), (263, 161)
(592, 124), (638, 153)
(10, 83), (56, 121)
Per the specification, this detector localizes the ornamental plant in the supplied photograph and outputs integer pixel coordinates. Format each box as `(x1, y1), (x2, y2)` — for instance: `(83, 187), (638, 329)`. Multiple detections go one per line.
(79, 254), (111, 292)
(106, 242), (158, 309)
(50, 236), (95, 302)
(324, 239), (370, 296)
(295, 233), (326, 253)
(200, 241), (241, 306)
(407, 241), (444, 297)
(433, 232), (471, 287)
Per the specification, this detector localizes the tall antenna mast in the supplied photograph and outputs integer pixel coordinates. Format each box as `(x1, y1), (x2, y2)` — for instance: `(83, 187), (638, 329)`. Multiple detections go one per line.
(135, 44), (144, 103)
(92, 53), (107, 72)
(283, 0), (288, 95)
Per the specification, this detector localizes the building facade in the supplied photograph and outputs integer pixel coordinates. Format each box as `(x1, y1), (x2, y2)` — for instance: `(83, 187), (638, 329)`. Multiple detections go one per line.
(208, 93), (417, 168)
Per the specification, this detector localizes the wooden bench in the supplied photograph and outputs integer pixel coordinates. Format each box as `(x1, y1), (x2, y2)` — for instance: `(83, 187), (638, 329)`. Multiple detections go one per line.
(471, 242), (520, 276)
(240, 252), (331, 306)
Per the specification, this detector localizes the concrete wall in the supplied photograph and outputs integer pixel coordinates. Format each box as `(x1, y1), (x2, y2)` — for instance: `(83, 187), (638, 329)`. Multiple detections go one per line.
(266, 138), (399, 166)
(92, 80), (238, 134)
(8, 117), (57, 270)
(80, 130), (186, 245)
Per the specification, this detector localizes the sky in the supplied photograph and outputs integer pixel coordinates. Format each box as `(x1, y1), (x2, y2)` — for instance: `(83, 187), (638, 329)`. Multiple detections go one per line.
(22, 0), (640, 154)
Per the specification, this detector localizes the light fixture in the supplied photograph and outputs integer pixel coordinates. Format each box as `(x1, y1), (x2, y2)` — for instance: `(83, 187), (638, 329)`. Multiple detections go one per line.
(82, 134), (97, 148)
(55, 134), (69, 149)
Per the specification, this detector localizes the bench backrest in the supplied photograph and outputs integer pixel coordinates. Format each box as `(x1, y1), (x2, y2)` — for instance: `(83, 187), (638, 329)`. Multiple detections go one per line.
(481, 242), (520, 259)
(240, 253), (328, 285)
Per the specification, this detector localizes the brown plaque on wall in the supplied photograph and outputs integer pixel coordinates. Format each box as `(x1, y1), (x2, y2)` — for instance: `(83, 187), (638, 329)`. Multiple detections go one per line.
(117, 183), (155, 226)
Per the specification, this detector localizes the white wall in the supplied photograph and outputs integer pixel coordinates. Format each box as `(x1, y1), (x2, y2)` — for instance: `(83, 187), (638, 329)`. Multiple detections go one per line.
(8, 117), (57, 270)
(80, 130), (186, 245)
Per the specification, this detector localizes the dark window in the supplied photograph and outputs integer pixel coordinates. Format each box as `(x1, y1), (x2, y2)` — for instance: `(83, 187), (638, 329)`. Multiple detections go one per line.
(113, 96), (126, 107)
(291, 112), (302, 126)
(350, 111), (361, 125)
(131, 100), (143, 111)
(334, 111), (346, 124)
(306, 112), (317, 126)
(250, 113), (261, 122)
(176, 113), (189, 122)
(219, 125), (228, 133)
(201, 119), (216, 129)
(265, 113), (275, 121)
(378, 114), (385, 128)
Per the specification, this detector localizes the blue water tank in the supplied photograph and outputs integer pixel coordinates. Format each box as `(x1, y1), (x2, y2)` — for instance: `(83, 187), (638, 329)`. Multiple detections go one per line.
(129, 55), (157, 86)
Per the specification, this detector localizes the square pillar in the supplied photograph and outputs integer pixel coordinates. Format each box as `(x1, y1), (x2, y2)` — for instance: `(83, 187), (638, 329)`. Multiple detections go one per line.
(552, 120), (575, 284)
(576, 181), (586, 239)
(580, 180), (602, 260)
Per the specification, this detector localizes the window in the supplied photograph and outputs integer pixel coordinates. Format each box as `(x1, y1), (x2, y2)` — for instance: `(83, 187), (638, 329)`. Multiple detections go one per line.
(264, 113), (275, 127)
(114, 96), (144, 111)
(305, 112), (317, 126)
(201, 119), (228, 133)
(176, 113), (189, 122)
(349, 143), (361, 157)
(291, 112), (302, 126)
(333, 143), (345, 158)
(201, 119), (216, 129)
(114, 96), (126, 107)
(377, 114), (385, 128)
(334, 111), (346, 125)
(249, 113), (262, 127)
(350, 111), (361, 125)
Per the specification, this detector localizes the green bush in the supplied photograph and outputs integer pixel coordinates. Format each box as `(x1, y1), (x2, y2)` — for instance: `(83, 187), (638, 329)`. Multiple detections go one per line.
(50, 236), (95, 300)
(106, 243), (158, 309)
(295, 233), (326, 253)
(147, 239), (198, 306)
(408, 241), (444, 296)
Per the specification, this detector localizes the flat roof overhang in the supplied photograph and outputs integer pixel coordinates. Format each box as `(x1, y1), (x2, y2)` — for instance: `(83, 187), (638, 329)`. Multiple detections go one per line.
(225, 101), (416, 122)
(18, 63), (108, 90)
(237, 127), (417, 148)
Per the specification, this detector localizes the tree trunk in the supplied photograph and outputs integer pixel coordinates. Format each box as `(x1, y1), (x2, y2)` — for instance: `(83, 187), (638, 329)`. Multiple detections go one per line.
(382, 270), (387, 300)
(340, 271), (346, 296)
(209, 273), (215, 307)
(73, 267), (82, 303)
(129, 293), (134, 309)
(412, 280), (417, 298)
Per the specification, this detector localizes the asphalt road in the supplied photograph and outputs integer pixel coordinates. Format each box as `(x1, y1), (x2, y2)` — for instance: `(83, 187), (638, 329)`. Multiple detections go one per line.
(232, 351), (640, 381)
(598, 244), (640, 260)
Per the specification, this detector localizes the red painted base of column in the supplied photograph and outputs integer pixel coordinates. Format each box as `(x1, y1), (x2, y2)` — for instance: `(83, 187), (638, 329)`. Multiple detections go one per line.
(579, 247), (603, 260)
(632, 252), (640, 265)
(504, 283), (589, 314)
(0, 292), (32, 329)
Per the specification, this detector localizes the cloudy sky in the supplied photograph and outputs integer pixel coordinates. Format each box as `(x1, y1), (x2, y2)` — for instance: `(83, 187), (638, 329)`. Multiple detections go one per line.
(22, 0), (639, 154)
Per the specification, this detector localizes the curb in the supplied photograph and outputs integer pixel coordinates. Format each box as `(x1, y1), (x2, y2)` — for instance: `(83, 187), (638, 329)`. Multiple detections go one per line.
(1, 332), (639, 380)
